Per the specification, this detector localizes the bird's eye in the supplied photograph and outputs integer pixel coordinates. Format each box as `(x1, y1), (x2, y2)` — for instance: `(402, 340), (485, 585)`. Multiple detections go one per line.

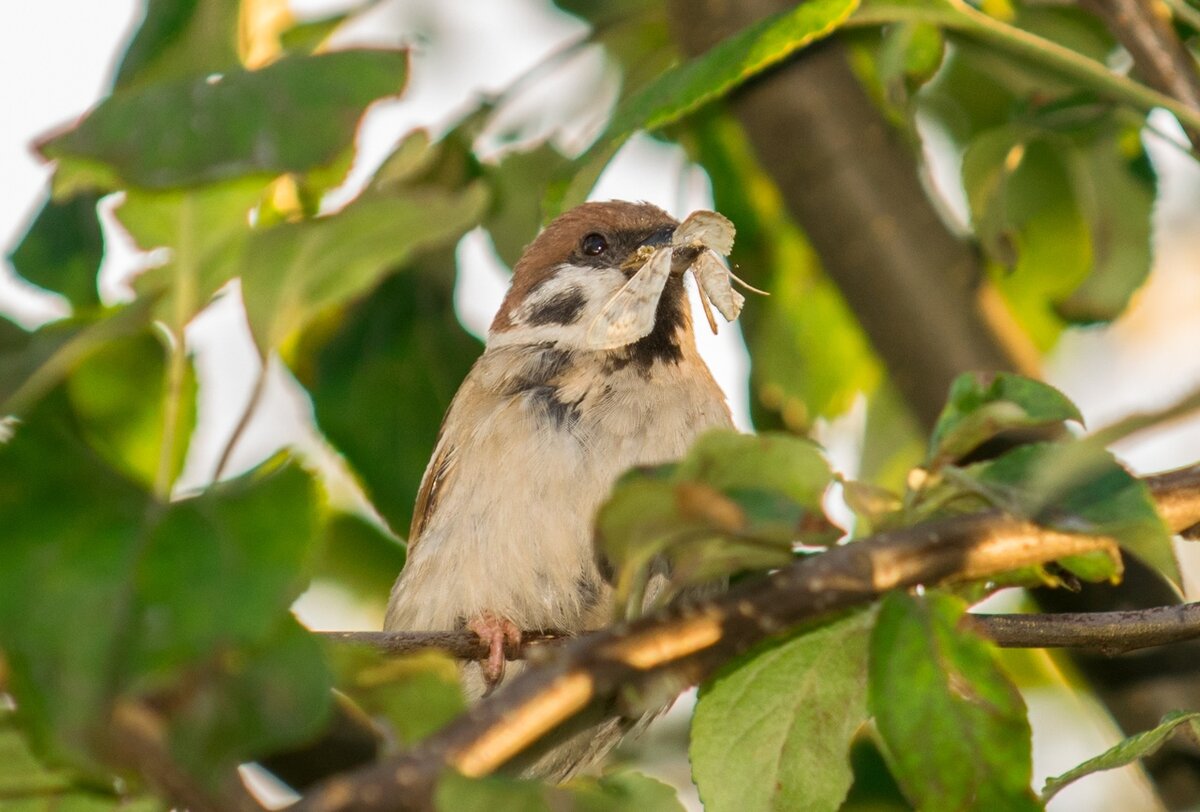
(581, 233), (608, 256)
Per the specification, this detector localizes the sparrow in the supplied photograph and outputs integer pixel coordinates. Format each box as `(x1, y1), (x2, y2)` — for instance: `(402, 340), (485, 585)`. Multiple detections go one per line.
(384, 200), (739, 778)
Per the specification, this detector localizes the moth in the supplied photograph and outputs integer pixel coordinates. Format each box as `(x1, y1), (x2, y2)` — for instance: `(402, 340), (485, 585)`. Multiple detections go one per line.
(586, 209), (765, 350)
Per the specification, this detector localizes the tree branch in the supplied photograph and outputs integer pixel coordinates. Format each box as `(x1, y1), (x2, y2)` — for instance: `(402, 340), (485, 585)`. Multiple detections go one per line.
(290, 463), (1200, 812)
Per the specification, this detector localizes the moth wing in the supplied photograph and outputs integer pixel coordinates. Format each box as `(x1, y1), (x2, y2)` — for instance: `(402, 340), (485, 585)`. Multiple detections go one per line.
(674, 210), (736, 256)
(586, 247), (672, 350)
(692, 250), (745, 321)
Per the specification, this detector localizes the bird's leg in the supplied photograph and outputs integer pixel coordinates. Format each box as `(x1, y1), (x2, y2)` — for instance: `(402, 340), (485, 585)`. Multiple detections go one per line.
(467, 611), (522, 693)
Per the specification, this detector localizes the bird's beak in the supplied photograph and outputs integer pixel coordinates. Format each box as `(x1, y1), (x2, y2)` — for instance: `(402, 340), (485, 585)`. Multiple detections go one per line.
(638, 225), (676, 249)
(622, 225), (679, 273)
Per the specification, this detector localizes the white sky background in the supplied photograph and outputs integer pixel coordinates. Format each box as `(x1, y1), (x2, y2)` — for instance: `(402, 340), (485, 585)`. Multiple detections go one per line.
(5, 1), (1200, 808)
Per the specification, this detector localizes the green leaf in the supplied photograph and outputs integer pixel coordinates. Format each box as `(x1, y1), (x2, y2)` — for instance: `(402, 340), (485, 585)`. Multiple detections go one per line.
(929, 371), (1082, 464)
(877, 22), (946, 110)
(42, 50), (409, 192)
(435, 768), (684, 812)
(8, 193), (103, 308)
(969, 442), (1178, 585)
(293, 258), (483, 535)
(113, 0), (241, 90)
(240, 183), (488, 351)
(165, 616), (332, 778)
(556, 0), (860, 211)
(1042, 711), (1200, 801)
(118, 178), (268, 330)
(1054, 131), (1155, 323)
(0, 401), (329, 773)
(869, 591), (1038, 811)
(316, 512), (407, 604)
(66, 330), (196, 489)
(482, 143), (572, 267)
(597, 431), (836, 617)
(328, 647), (465, 746)
(606, 0), (859, 138)
(0, 707), (164, 811)
(0, 303), (155, 416)
(691, 611), (872, 812)
(131, 463), (323, 681)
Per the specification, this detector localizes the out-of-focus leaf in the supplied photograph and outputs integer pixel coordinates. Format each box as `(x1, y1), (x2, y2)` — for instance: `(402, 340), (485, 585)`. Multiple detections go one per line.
(119, 178), (267, 329)
(131, 463), (322, 680)
(556, 0), (859, 211)
(1042, 711), (1200, 801)
(240, 183), (488, 351)
(317, 512), (406, 604)
(293, 257), (483, 536)
(0, 303), (160, 420)
(328, 646), (464, 746)
(964, 131), (1091, 349)
(114, 0), (241, 89)
(0, 402), (329, 774)
(1055, 131), (1155, 323)
(8, 192), (103, 308)
(435, 768), (684, 812)
(687, 110), (881, 427)
(0, 707), (164, 811)
(597, 431), (836, 617)
(877, 22), (945, 111)
(165, 616), (331, 779)
(968, 442), (1178, 585)
(483, 143), (572, 267)
(42, 50), (409, 193)
(870, 591), (1038, 811)
(691, 611), (871, 812)
(280, 13), (352, 54)
(66, 330), (196, 489)
(929, 371), (1081, 465)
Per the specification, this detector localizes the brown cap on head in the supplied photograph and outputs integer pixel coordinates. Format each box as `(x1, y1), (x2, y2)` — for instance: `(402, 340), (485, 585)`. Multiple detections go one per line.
(492, 201), (678, 332)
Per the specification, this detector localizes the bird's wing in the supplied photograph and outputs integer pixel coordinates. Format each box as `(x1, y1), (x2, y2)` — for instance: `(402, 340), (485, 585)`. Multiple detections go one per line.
(408, 417), (457, 548)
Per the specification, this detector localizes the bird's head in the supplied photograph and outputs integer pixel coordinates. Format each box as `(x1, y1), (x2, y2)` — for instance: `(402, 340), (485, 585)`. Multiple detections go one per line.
(488, 201), (692, 362)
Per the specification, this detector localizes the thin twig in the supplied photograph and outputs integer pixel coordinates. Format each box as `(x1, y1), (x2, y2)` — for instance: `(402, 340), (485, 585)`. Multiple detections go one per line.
(212, 360), (269, 483)
(966, 603), (1200, 655)
(317, 630), (567, 660)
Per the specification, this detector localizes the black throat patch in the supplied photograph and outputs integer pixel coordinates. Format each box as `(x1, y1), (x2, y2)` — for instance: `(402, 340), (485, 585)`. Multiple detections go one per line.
(605, 275), (687, 376)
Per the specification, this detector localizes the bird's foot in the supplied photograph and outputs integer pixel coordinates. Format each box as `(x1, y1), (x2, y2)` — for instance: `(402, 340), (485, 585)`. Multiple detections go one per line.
(467, 612), (522, 694)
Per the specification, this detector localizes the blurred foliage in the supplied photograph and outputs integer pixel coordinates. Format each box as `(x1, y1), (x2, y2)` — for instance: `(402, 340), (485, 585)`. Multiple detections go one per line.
(2, 0), (1198, 807)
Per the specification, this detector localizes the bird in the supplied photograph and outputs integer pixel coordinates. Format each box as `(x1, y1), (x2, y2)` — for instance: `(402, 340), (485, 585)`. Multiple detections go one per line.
(384, 200), (737, 779)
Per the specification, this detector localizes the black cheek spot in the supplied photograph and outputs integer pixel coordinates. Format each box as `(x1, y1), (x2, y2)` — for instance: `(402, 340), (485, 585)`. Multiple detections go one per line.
(527, 288), (587, 326)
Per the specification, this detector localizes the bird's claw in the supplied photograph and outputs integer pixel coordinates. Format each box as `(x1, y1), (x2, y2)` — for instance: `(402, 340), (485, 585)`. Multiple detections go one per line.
(467, 612), (522, 694)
